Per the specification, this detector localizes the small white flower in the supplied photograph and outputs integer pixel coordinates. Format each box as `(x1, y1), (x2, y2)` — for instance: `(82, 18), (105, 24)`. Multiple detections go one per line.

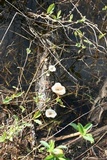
(45, 108), (57, 118)
(51, 82), (66, 95)
(48, 65), (56, 72)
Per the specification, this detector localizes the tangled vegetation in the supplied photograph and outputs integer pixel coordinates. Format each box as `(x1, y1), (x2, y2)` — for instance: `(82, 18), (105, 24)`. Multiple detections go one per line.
(0, 0), (107, 159)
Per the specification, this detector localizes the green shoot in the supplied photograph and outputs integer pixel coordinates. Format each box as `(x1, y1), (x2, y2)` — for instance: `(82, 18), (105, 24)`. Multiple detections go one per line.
(70, 122), (94, 143)
(33, 110), (42, 125)
(0, 116), (32, 142)
(47, 3), (55, 15)
(3, 92), (24, 104)
(40, 140), (68, 160)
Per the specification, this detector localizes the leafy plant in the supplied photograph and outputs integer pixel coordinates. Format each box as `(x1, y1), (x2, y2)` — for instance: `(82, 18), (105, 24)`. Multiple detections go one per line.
(56, 97), (66, 108)
(3, 92), (24, 104)
(40, 140), (68, 160)
(47, 3), (55, 15)
(74, 29), (86, 53)
(0, 115), (32, 142)
(70, 123), (94, 143)
(47, 3), (62, 20)
(33, 110), (42, 125)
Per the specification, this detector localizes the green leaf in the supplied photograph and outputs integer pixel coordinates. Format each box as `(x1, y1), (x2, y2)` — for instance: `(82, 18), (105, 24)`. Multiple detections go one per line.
(19, 105), (25, 113)
(57, 10), (61, 19)
(77, 16), (86, 23)
(45, 154), (55, 160)
(83, 134), (94, 143)
(74, 31), (78, 37)
(39, 147), (45, 152)
(26, 48), (31, 54)
(34, 119), (42, 125)
(51, 15), (57, 20)
(3, 97), (12, 104)
(48, 140), (55, 152)
(33, 110), (41, 119)
(11, 92), (24, 99)
(81, 45), (86, 49)
(52, 148), (64, 156)
(0, 132), (7, 142)
(84, 39), (92, 45)
(76, 29), (83, 38)
(75, 43), (81, 48)
(102, 6), (107, 11)
(70, 123), (78, 131)
(59, 158), (67, 160)
(33, 96), (39, 103)
(78, 123), (85, 135)
(84, 123), (92, 131)
(12, 86), (17, 89)
(22, 121), (32, 127)
(13, 115), (19, 121)
(69, 14), (73, 22)
(0, 136), (6, 142)
(57, 145), (67, 149)
(9, 136), (13, 141)
(40, 140), (50, 149)
(98, 33), (106, 39)
(47, 3), (55, 15)
(15, 92), (24, 97)
(56, 97), (65, 107)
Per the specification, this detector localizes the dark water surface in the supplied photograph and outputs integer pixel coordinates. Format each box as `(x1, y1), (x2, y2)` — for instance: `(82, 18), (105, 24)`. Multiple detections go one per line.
(0, 0), (107, 115)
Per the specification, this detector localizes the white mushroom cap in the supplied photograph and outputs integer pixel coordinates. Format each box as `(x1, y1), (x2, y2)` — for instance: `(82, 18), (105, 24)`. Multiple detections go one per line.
(51, 82), (66, 95)
(45, 108), (57, 118)
(48, 65), (56, 72)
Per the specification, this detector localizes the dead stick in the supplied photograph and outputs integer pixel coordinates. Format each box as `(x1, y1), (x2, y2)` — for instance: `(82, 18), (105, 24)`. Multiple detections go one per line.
(43, 125), (107, 142)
